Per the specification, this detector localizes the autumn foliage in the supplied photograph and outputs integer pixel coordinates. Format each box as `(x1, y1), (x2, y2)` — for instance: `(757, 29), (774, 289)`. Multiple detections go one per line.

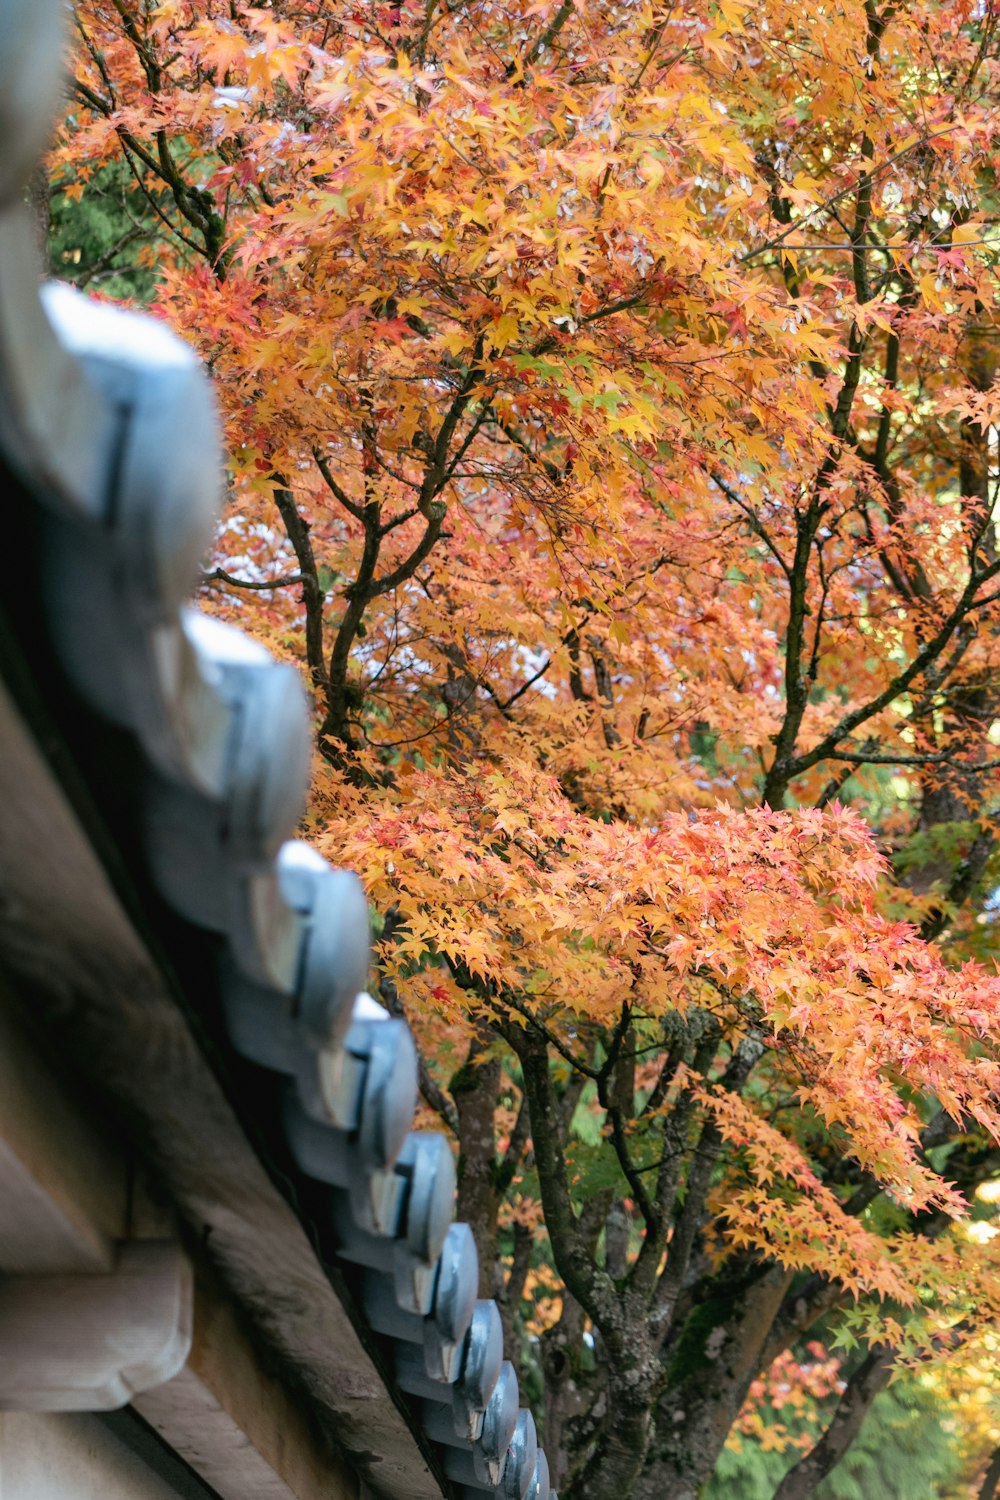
(57, 0), (1000, 1494)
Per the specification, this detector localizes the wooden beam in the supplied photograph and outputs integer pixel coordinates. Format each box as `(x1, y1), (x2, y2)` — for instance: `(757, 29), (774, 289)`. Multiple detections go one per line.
(0, 987), (126, 1274)
(135, 1256), (359, 1500)
(0, 670), (442, 1499)
(0, 1412), (202, 1500)
(0, 1241), (192, 1411)
(0, 889), (359, 1496)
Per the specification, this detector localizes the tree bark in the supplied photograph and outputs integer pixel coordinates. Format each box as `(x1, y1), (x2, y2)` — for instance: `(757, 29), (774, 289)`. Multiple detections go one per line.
(636, 1265), (793, 1500)
(451, 1031), (503, 1295)
(567, 1363), (657, 1500)
(273, 483), (328, 690)
(541, 1289), (590, 1486)
(497, 1218), (532, 1361)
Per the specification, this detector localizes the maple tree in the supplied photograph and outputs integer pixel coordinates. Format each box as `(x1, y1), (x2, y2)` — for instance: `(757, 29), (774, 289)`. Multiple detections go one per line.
(56, 0), (1000, 1495)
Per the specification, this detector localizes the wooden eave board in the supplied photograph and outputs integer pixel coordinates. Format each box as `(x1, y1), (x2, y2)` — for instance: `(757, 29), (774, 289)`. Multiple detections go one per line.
(0, 668), (443, 1500)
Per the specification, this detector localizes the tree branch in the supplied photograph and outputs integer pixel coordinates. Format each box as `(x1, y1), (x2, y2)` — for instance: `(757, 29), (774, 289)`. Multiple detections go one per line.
(510, 1028), (618, 1333)
(651, 1032), (764, 1338)
(769, 1344), (895, 1500)
(203, 566), (303, 591)
(778, 556), (1000, 790)
(313, 448), (367, 523)
(516, 0), (574, 74)
(273, 483), (329, 690)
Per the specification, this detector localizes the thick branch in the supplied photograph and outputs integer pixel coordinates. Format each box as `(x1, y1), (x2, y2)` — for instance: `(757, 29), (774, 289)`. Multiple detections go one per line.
(651, 1032), (764, 1338)
(631, 1023), (721, 1302)
(451, 1031), (504, 1293)
(274, 484), (328, 689)
(920, 820), (997, 940)
(769, 1344), (895, 1500)
(512, 1030), (618, 1332)
(313, 449), (366, 522)
(778, 555), (1000, 789)
(368, 510), (447, 599)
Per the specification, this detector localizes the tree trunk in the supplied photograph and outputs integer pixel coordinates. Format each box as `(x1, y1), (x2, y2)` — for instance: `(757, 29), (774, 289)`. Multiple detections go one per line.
(496, 1218), (532, 1363)
(451, 1031), (503, 1294)
(565, 1362), (657, 1500)
(635, 1265), (794, 1500)
(541, 1290), (591, 1487)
